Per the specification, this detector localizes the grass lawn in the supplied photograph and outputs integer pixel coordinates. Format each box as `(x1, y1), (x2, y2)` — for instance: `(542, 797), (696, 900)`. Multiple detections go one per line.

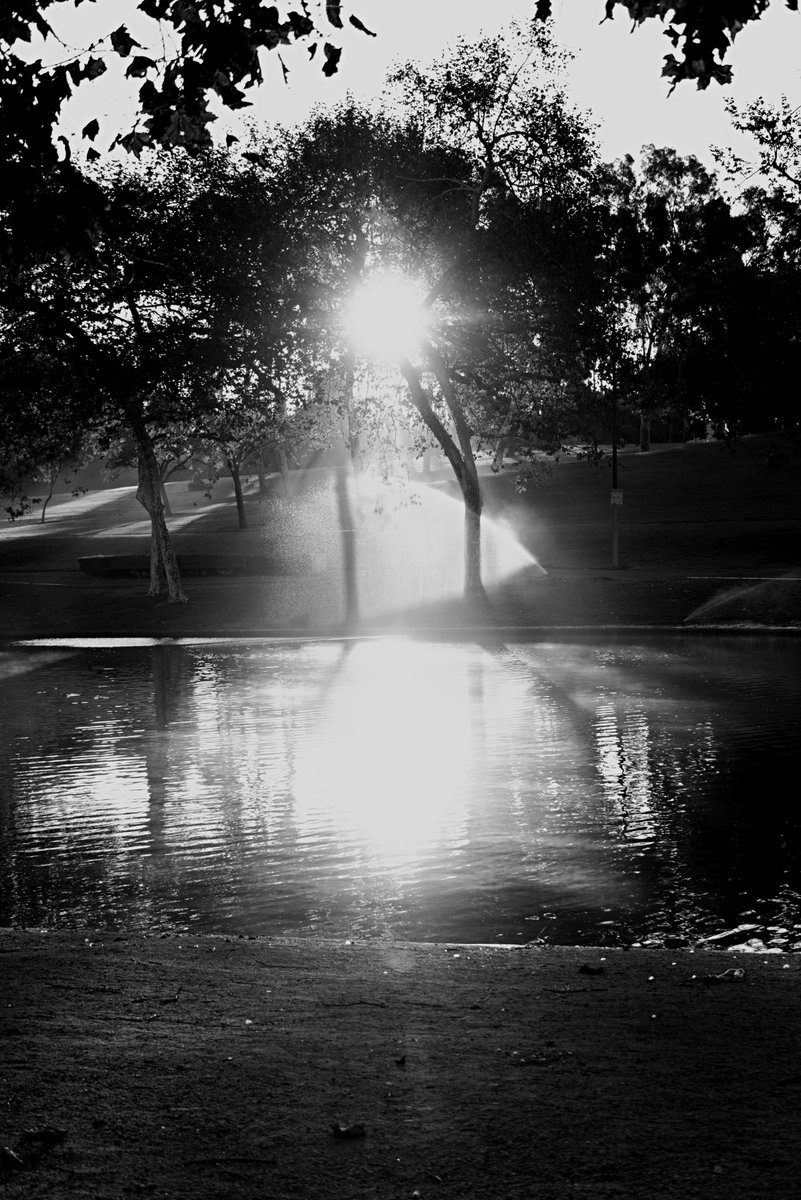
(1, 435), (799, 637)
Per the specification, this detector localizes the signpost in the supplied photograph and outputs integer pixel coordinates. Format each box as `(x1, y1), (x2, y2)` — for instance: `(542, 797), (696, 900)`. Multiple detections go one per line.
(611, 488), (622, 568)
(611, 388), (621, 569)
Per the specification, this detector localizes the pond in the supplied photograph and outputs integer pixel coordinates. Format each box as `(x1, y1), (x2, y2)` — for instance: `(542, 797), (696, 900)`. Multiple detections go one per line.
(1, 635), (800, 946)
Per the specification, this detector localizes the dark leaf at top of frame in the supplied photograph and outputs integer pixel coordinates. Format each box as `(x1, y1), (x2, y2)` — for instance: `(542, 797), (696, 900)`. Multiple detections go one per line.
(288, 11), (315, 39)
(138, 0), (172, 18)
(349, 15), (376, 37)
(322, 42), (342, 77)
(110, 25), (142, 58)
(535, 1), (552, 17)
(326, 2), (344, 29)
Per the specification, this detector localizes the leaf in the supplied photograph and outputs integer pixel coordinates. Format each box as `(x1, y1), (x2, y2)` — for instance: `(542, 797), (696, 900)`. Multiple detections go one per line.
(326, 2), (344, 29)
(82, 57), (107, 81)
(225, 133), (239, 147)
(349, 15), (376, 37)
(321, 42), (342, 77)
(126, 56), (156, 79)
(331, 1122), (366, 1139)
(81, 118), (100, 141)
(119, 130), (153, 156)
(110, 25), (142, 57)
(0, 1147), (25, 1170)
(86, 147), (101, 162)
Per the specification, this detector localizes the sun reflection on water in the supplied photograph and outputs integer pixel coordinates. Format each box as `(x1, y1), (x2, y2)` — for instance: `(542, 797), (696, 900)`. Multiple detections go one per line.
(290, 640), (482, 863)
(2, 638), (801, 942)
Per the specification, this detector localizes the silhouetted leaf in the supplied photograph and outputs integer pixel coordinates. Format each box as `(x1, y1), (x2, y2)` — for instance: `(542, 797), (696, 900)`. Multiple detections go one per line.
(82, 57), (107, 81)
(126, 56), (156, 79)
(326, 2), (343, 29)
(349, 15), (376, 37)
(322, 42), (342, 77)
(82, 118), (100, 141)
(118, 130), (153, 156)
(110, 25), (141, 57)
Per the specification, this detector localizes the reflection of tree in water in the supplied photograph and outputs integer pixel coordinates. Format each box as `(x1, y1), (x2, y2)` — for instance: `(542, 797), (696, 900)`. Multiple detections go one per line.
(0, 650), (160, 926)
(589, 662), (801, 939)
(147, 646), (191, 856)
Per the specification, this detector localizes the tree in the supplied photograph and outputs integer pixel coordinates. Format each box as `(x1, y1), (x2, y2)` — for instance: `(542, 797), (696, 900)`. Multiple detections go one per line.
(595, 146), (747, 447)
(536, 1), (799, 90)
(0, 2), (375, 266)
(722, 95), (801, 193)
(0, 269), (103, 518)
(711, 99), (801, 434)
(1, 2), (372, 155)
(386, 20), (597, 595)
(1, 149), (288, 599)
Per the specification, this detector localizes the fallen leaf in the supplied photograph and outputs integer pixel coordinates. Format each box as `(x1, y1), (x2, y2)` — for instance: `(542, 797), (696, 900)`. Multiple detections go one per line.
(331, 1122), (366, 1140)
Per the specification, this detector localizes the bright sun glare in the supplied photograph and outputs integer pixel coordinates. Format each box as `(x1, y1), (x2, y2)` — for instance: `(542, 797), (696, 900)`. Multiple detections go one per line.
(343, 275), (430, 361)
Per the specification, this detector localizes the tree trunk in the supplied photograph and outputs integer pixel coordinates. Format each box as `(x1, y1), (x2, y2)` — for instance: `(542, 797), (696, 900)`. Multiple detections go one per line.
(400, 354), (485, 600)
(639, 414), (652, 453)
(40, 467), (59, 523)
(277, 445), (291, 496)
(256, 453), (267, 498)
(160, 476), (172, 517)
(462, 472), (483, 598)
(227, 455), (248, 529)
(335, 466), (359, 628)
(342, 352), (364, 475)
(132, 423), (186, 603)
(492, 400), (516, 473)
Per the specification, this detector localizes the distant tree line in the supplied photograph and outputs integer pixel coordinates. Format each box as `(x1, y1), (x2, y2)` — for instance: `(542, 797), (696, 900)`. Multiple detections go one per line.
(2, 18), (800, 600)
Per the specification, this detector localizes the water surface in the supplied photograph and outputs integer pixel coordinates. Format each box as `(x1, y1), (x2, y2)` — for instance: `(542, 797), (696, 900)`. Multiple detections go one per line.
(1, 636), (799, 944)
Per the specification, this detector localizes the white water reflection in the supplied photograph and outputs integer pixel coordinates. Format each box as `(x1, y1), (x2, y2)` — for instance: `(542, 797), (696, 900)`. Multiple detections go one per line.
(1, 636), (800, 943)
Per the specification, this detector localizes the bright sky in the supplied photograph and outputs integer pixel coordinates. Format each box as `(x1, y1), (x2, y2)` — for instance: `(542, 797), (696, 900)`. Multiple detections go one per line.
(250, 0), (801, 166)
(46, 0), (801, 170)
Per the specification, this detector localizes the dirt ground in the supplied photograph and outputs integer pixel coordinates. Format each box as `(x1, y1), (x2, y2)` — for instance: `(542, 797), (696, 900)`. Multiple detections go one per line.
(3, 931), (801, 1200)
(2, 440), (801, 1198)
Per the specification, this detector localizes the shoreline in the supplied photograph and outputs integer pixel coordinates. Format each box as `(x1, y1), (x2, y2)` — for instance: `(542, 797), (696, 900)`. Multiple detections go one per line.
(3, 930), (801, 1199)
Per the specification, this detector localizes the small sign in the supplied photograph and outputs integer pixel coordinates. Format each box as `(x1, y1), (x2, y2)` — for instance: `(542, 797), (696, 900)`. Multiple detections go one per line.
(610, 489), (623, 506)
